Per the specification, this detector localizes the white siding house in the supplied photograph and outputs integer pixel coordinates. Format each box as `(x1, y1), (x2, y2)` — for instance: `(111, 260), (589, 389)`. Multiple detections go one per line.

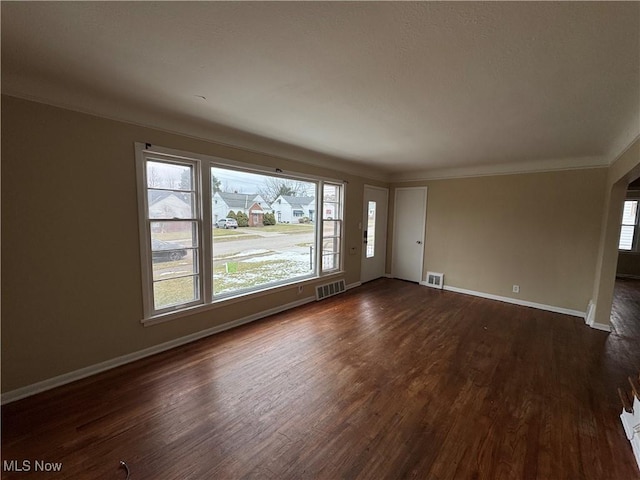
(213, 192), (272, 223)
(273, 195), (316, 223)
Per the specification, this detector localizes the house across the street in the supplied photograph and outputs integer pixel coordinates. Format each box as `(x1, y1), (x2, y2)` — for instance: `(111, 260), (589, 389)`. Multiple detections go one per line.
(273, 195), (315, 223)
(213, 192), (273, 225)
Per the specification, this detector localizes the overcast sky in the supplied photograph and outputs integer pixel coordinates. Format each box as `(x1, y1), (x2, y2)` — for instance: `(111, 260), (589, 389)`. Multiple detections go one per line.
(148, 160), (314, 195)
(212, 167), (315, 196)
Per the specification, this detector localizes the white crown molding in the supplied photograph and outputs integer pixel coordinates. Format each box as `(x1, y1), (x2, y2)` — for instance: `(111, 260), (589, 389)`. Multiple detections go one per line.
(389, 155), (609, 183)
(609, 132), (640, 170)
(5, 88), (631, 186)
(2, 91), (391, 183)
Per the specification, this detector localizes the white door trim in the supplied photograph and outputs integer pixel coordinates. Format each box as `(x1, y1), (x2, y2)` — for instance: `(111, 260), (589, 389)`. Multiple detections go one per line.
(361, 185), (389, 283)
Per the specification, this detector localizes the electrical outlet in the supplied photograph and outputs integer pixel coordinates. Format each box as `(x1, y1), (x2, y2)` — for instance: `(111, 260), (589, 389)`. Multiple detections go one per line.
(297, 285), (304, 295)
(512, 285), (520, 293)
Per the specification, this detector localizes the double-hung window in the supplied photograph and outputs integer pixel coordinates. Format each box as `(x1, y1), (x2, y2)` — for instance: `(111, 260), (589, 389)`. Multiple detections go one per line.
(136, 144), (345, 322)
(619, 199), (640, 252)
(321, 183), (343, 272)
(138, 154), (203, 315)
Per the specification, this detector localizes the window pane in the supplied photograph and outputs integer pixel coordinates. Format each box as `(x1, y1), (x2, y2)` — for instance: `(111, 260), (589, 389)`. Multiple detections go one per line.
(322, 220), (341, 237)
(622, 200), (638, 225)
(323, 237), (341, 253)
(322, 237), (341, 271)
(148, 190), (194, 219)
(323, 203), (338, 220)
(153, 276), (199, 309)
(147, 161), (193, 190)
(619, 225), (635, 250)
(323, 184), (340, 220)
(151, 221), (198, 248)
(323, 184), (339, 202)
(152, 249), (198, 281)
(211, 167), (317, 297)
(366, 201), (376, 258)
(322, 253), (340, 271)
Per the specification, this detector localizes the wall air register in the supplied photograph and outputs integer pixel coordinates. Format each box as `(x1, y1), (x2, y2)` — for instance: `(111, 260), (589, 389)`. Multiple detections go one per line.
(316, 279), (346, 300)
(425, 272), (444, 289)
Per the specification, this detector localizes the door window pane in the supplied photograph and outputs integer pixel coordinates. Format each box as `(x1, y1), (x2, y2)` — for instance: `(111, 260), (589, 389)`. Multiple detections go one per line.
(366, 201), (376, 258)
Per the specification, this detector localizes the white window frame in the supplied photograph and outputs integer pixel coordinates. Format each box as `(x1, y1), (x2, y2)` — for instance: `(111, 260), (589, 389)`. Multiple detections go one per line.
(319, 182), (344, 274)
(619, 198), (640, 253)
(136, 143), (345, 323)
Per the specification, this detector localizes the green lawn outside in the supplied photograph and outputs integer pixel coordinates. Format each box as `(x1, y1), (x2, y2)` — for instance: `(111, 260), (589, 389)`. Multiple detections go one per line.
(154, 257), (312, 306)
(257, 224), (314, 234)
(155, 224), (312, 242)
(152, 222), (316, 306)
(213, 228), (245, 237)
(213, 258), (311, 295)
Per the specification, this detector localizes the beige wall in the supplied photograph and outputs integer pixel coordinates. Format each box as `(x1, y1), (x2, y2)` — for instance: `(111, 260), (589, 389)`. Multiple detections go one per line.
(1, 95), (375, 393)
(1, 93), (627, 395)
(617, 253), (640, 277)
(390, 168), (608, 312)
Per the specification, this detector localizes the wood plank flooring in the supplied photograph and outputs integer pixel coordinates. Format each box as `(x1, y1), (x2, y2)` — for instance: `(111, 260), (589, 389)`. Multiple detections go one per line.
(3, 278), (640, 479)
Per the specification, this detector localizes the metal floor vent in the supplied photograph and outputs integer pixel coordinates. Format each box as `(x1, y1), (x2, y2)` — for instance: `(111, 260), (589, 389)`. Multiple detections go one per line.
(316, 279), (346, 300)
(425, 272), (444, 289)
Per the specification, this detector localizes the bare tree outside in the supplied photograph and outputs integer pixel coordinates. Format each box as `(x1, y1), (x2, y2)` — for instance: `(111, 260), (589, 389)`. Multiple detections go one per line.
(259, 177), (310, 203)
(148, 162), (186, 189)
(148, 166), (163, 188)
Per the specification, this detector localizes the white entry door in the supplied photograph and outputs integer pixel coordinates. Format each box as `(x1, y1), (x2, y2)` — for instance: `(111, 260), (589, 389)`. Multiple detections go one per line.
(361, 185), (389, 283)
(392, 187), (427, 283)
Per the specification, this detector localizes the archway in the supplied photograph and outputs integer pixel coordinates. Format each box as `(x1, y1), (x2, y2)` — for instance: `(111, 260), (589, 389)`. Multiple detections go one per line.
(589, 139), (640, 329)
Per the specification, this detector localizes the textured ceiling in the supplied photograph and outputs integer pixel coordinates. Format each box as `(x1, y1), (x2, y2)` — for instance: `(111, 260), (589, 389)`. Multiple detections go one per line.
(2, 2), (639, 180)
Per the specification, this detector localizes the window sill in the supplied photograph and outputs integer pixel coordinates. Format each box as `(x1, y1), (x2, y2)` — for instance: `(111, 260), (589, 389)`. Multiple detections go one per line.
(141, 271), (344, 327)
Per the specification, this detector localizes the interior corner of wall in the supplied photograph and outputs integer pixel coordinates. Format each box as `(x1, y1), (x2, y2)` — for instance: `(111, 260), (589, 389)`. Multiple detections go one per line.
(585, 300), (596, 326)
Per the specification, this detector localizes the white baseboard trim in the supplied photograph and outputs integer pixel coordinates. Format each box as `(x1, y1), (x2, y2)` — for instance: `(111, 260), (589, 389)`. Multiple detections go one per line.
(441, 285), (587, 319)
(589, 321), (613, 332)
(584, 300), (613, 332)
(1, 296), (316, 405)
(346, 281), (362, 290)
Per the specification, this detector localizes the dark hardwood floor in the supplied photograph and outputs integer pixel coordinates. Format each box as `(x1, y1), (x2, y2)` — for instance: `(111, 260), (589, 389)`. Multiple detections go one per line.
(3, 278), (640, 479)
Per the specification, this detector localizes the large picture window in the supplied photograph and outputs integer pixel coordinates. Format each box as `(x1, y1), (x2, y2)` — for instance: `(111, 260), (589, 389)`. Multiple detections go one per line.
(211, 167), (318, 297)
(136, 144), (344, 321)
